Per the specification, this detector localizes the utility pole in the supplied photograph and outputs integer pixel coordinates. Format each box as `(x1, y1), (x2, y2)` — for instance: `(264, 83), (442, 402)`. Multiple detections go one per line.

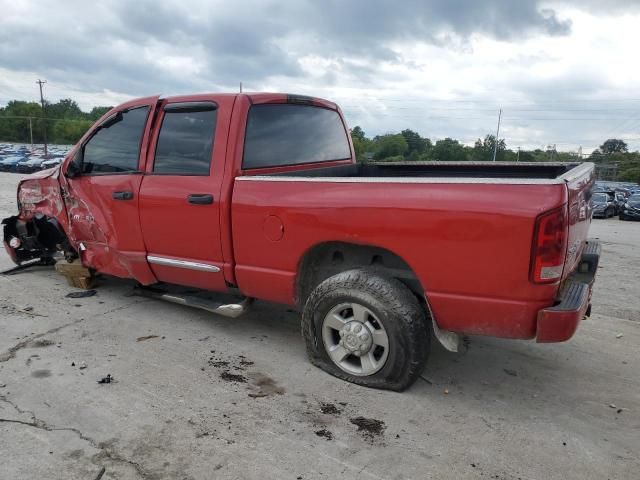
(28, 117), (33, 148)
(239, 81), (243, 93)
(492, 108), (502, 162)
(36, 79), (48, 157)
(516, 146), (520, 162)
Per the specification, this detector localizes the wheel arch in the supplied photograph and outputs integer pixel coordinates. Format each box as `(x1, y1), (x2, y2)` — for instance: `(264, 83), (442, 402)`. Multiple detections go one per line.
(295, 241), (424, 307)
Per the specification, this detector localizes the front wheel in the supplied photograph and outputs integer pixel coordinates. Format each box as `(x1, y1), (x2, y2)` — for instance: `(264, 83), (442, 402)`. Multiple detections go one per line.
(301, 268), (430, 391)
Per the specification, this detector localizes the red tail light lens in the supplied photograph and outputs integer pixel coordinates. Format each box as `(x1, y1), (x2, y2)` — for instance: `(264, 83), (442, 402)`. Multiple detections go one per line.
(531, 207), (568, 284)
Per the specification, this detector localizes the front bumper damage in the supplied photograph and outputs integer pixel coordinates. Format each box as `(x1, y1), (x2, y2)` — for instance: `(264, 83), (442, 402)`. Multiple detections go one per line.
(536, 240), (601, 343)
(2, 214), (70, 264)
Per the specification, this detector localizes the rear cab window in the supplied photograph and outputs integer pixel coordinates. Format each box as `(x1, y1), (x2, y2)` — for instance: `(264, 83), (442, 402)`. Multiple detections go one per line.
(242, 104), (351, 169)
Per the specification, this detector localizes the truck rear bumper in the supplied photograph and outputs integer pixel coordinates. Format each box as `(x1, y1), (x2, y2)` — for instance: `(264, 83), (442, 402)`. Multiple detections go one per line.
(536, 240), (600, 343)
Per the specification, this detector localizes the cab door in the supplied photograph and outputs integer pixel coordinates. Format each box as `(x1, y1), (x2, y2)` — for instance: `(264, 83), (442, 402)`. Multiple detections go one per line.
(138, 96), (232, 291)
(60, 96), (159, 283)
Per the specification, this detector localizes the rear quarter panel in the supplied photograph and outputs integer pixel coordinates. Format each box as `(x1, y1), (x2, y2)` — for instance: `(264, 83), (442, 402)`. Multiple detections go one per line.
(231, 178), (567, 339)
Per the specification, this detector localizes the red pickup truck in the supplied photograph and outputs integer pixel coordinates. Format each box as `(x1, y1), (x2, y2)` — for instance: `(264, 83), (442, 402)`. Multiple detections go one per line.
(2, 93), (600, 390)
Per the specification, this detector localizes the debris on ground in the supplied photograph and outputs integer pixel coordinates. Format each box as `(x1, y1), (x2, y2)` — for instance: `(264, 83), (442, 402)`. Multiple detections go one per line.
(94, 466), (106, 480)
(136, 335), (159, 342)
(65, 289), (97, 299)
(0, 383), (6, 388)
(209, 359), (230, 368)
(615, 333), (623, 339)
(79, 361), (87, 370)
(504, 368), (518, 377)
(220, 371), (247, 383)
(315, 429), (333, 440)
(97, 374), (113, 384)
(319, 402), (342, 415)
(350, 417), (386, 440)
(15, 306), (47, 317)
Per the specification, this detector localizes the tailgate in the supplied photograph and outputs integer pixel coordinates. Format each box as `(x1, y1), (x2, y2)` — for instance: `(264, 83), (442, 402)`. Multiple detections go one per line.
(561, 163), (595, 279)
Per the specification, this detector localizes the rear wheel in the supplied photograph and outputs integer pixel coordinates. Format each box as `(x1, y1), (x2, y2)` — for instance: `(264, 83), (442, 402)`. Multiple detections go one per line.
(301, 268), (430, 391)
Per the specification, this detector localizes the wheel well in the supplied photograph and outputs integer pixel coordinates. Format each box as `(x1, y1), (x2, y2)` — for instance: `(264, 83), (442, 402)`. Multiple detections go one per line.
(296, 242), (423, 307)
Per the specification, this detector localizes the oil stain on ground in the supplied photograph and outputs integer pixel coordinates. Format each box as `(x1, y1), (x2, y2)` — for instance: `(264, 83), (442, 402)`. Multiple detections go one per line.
(31, 369), (52, 378)
(248, 373), (285, 398)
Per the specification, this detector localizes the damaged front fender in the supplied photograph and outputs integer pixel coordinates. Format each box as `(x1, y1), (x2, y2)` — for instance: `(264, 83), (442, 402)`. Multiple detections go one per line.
(2, 167), (74, 264)
(2, 214), (71, 264)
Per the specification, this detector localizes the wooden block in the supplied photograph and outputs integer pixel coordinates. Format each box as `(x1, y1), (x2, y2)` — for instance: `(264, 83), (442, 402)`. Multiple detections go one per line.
(56, 259), (94, 289)
(55, 259), (91, 276)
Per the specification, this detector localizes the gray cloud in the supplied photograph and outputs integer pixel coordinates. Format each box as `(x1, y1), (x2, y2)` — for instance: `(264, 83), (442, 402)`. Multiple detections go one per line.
(0, 0), (572, 96)
(1, 0), (638, 152)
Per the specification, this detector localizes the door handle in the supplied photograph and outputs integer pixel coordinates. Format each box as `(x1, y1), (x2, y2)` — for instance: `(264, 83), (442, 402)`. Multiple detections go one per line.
(112, 191), (134, 200)
(188, 194), (214, 205)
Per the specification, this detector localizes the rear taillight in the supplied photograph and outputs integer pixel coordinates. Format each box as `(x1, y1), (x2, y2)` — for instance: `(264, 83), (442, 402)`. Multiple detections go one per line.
(530, 207), (568, 284)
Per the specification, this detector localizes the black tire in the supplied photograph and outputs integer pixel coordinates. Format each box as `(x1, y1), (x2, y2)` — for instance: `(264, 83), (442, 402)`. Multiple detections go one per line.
(301, 268), (430, 391)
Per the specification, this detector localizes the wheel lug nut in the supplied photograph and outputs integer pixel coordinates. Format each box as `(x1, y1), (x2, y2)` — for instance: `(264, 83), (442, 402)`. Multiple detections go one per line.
(354, 324), (362, 333)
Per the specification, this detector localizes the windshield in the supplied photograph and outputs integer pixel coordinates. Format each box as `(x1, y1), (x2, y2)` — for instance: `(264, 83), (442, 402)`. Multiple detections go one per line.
(592, 193), (608, 203)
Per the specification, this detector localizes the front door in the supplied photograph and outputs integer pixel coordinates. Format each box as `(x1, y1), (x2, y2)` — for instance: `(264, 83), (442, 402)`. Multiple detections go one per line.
(61, 96), (159, 283)
(138, 97), (229, 291)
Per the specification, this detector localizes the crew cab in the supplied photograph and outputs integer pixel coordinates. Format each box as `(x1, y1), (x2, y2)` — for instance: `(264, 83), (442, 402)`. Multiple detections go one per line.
(2, 93), (600, 391)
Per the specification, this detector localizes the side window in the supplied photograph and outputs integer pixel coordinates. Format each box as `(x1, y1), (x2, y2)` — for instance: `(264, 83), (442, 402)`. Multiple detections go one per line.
(243, 104), (351, 169)
(82, 106), (149, 174)
(153, 103), (217, 175)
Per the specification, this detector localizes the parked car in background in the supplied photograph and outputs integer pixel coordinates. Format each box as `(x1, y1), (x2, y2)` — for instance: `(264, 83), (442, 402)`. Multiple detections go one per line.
(614, 191), (628, 215)
(16, 157), (46, 174)
(591, 192), (616, 218)
(619, 194), (640, 221)
(0, 155), (25, 172)
(40, 158), (63, 170)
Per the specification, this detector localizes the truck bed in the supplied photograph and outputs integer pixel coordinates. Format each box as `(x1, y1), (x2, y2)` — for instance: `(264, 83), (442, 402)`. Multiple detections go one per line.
(260, 161), (582, 182)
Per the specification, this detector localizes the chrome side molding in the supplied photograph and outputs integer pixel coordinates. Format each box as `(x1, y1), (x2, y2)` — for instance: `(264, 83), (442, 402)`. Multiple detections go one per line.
(147, 255), (221, 273)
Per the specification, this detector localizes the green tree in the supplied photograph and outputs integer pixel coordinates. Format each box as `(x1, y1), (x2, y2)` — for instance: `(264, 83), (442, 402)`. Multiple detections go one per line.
(428, 138), (468, 162)
(400, 129), (429, 158)
(350, 126), (372, 162)
(48, 98), (83, 119)
(372, 134), (408, 160)
(472, 134), (507, 161)
(600, 139), (628, 154)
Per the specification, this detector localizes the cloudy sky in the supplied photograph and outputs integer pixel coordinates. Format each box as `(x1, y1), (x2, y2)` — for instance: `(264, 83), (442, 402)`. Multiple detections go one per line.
(1, 0), (640, 152)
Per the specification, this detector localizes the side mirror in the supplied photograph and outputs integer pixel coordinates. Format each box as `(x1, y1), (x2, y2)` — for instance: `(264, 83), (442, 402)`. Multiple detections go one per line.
(65, 151), (82, 178)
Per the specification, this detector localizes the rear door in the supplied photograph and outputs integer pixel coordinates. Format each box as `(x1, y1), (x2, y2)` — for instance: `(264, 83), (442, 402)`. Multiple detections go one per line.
(138, 96), (233, 291)
(61, 96), (158, 283)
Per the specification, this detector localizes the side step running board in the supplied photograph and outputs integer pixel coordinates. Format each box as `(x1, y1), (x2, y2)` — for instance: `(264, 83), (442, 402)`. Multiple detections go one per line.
(133, 286), (252, 318)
